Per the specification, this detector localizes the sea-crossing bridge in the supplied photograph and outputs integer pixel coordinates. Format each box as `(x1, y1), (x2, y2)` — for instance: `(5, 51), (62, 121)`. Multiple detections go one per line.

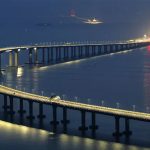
(0, 40), (150, 137)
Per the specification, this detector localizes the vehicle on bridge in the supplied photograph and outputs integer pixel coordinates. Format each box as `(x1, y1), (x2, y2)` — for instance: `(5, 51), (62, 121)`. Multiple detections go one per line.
(50, 95), (61, 100)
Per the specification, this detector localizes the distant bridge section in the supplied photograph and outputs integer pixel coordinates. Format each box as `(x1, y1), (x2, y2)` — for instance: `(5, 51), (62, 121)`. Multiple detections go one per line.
(0, 40), (150, 70)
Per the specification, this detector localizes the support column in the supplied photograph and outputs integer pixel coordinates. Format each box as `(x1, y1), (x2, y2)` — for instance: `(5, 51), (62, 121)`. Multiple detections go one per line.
(34, 48), (38, 64)
(3, 94), (9, 112)
(42, 47), (45, 63)
(18, 98), (26, 116)
(71, 47), (74, 59)
(26, 101), (35, 120)
(61, 107), (70, 128)
(0, 52), (1, 72)
(73, 47), (76, 58)
(9, 51), (13, 66)
(29, 49), (33, 64)
(58, 47), (61, 60)
(47, 47), (50, 63)
(50, 47), (54, 61)
(98, 45), (101, 55)
(89, 112), (98, 131)
(56, 47), (59, 61)
(113, 116), (122, 137)
(14, 50), (19, 66)
(50, 105), (59, 125)
(37, 103), (46, 119)
(79, 110), (88, 131)
(123, 118), (132, 136)
(86, 46), (90, 57)
(66, 47), (69, 59)
(9, 96), (15, 115)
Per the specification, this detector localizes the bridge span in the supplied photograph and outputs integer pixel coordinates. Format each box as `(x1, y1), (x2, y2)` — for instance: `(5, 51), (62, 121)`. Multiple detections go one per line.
(0, 40), (150, 71)
(0, 85), (150, 137)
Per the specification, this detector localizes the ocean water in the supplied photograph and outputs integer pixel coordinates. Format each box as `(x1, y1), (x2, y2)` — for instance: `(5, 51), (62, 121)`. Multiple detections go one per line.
(0, 0), (150, 149)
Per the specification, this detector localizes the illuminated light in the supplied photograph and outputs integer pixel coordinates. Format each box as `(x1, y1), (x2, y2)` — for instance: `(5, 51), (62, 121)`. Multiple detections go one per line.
(147, 46), (150, 52)
(17, 67), (23, 77)
(34, 47), (37, 50)
(18, 49), (21, 52)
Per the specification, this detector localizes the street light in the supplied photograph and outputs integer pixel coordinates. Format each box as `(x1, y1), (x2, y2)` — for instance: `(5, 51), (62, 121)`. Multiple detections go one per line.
(132, 105), (136, 111)
(116, 102), (120, 109)
(146, 106), (150, 113)
(74, 96), (78, 102)
(101, 100), (104, 106)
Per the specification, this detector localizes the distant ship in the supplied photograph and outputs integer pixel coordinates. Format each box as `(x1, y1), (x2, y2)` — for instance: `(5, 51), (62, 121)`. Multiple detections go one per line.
(83, 18), (103, 24)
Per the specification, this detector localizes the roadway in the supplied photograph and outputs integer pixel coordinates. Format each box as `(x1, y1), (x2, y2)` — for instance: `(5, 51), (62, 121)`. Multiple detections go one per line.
(0, 85), (149, 122)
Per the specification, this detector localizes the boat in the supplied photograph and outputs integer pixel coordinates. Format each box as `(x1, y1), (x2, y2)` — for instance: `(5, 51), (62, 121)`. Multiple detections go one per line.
(83, 18), (102, 24)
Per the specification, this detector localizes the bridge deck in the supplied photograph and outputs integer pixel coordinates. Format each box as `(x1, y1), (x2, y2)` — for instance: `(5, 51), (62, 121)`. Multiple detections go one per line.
(0, 85), (149, 122)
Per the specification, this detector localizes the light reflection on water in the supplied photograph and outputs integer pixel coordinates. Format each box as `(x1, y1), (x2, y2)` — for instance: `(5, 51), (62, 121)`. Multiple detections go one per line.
(0, 120), (149, 150)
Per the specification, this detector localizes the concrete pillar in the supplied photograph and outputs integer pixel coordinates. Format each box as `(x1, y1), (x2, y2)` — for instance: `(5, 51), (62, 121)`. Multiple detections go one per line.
(98, 46), (101, 55)
(9, 51), (13, 66)
(37, 103), (46, 120)
(34, 48), (38, 64)
(47, 47), (50, 63)
(79, 110), (88, 131)
(113, 116), (122, 137)
(66, 47), (69, 59)
(3, 94), (9, 112)
(50, 47), (54, 61)
(9, 96), (15, 115)
(63, 47), (66, 60)
(89, 112), (98, 131)
(42, 47), (45, 63)
(73, 46), (76, 58)
(86, 46), (90, 57)
(123, 118), (132, 136)
(26, 101), (35, 120)
(18, 98), (26, 116)
(29, 49), (33, 64)
(61, 107), (70, 131)
(50, 105), (59, 125)
(71, 47), (74, 59)
(58, 47), (61, 60)
(14, 50), (19, 66)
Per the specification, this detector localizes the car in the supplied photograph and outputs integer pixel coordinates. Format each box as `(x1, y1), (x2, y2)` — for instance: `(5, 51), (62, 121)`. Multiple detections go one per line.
(50, 95), (61, 100)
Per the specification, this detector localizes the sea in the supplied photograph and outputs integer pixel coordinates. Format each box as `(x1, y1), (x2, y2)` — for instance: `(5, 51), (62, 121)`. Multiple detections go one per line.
(0, 0), (150, 149)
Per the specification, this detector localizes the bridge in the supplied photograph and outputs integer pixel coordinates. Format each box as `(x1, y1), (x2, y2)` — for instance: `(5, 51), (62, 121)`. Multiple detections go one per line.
(0, 40), (150, 71)
(0, 85), (150, 137)
(0, 40), (150, 137)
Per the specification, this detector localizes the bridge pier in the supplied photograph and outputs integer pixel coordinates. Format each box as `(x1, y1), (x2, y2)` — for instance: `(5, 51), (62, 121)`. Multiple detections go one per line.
(14, 50), (19, 67)
(113, 116), (122, 137)
(34, 48), (38, 64)
(3, 94), (10, 112)
(123, 118), (132, 136)
(71, 47), (74, 59)
(37, 103), (46, 120)
(18, 98), (26, 116)
(89, 112), (98, 131)
(61, 107), (70, 132)
(8, 96), (15, 115)
(42, 47), (45, 63)
(47, 48), (50, 63)
(50, 47), (54, 62)
(50, 105), (59, 126)
(26, 101), (35, 120)
(58, 47), (61, 60)
(9, 51), (13, 66)
(29, 49), (33, 64)
(79, 110), (88, 131)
